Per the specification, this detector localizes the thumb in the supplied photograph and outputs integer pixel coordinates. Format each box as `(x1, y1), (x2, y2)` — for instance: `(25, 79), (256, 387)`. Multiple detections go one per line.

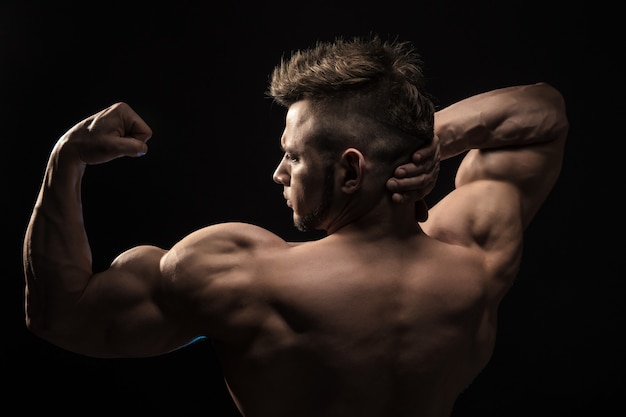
(114, 136), (149, 157)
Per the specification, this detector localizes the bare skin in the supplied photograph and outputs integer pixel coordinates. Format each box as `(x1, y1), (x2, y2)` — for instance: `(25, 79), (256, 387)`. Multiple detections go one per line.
(23, 82), (568, 417)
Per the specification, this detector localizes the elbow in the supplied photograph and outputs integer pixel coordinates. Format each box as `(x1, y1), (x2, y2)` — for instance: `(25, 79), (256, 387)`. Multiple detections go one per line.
(537, 82), (570, 142)
(550, 84), (569, 141)
(24, 282), (51, 340)
(24, 287), (43, 337)
(25, 312), (57, 348)
(527, 82), (569, 150)
(24, 292), (73, 350)
(24, 302), (54, 343)
(25, 309), (95, 357)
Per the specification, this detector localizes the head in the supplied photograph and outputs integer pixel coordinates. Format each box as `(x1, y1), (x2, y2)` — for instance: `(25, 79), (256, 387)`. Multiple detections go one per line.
(269, 34), (435, 232)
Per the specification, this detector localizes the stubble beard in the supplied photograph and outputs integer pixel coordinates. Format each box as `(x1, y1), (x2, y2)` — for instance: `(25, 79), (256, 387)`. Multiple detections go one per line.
(294, 164), (335, 232)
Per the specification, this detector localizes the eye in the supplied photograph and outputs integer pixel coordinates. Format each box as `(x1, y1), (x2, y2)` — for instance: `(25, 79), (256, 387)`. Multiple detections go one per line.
(284, 153), (298, 163)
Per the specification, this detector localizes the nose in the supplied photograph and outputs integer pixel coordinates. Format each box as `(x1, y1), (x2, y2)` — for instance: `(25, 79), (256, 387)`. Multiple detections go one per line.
(273, 158), (289, 185)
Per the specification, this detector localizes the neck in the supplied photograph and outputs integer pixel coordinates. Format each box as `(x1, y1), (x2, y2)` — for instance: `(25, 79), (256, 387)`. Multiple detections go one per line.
(325, 194), (423, 239)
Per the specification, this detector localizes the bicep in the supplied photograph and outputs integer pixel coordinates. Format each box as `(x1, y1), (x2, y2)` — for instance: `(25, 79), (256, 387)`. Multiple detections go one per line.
(456, 135), (565, 229)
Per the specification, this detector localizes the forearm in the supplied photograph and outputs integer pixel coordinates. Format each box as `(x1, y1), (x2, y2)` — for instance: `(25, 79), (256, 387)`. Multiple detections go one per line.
(434, 82), (568, 159)
(23, 137), (93, 336)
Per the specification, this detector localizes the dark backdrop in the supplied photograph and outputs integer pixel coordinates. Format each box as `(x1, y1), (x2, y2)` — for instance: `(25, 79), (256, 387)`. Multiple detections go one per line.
(2, 1), (620, 416)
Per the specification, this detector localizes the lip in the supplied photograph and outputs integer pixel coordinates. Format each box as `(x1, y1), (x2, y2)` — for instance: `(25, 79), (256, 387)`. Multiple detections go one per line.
(282, 192), (291, 207)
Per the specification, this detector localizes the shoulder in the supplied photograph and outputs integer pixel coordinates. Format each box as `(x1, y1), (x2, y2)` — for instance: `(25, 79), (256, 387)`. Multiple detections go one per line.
(162, 222), (289, 267)
(157, 222), (292, 342)
(181, 221), (288, 247)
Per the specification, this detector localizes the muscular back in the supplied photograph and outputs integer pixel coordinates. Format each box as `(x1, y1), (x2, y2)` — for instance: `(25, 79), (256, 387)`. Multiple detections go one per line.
(22, 83), (565, 417)
(162, 218), (509, 417)
(156, 80), (568, 415)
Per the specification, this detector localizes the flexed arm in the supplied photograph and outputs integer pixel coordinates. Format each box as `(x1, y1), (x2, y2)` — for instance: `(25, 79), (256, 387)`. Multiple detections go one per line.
(435, 82), (569, 228)
(388, 82), (568, 227)
(420, 82), (568, 303)
(23, 103), (153, 354)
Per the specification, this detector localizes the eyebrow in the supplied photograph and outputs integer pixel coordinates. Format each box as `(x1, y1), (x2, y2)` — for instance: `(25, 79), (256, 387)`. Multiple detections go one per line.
(279, 143), (295, 153)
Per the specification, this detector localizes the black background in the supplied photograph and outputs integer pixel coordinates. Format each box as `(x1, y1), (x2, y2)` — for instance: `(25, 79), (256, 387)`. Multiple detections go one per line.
(2, 1), (621, 416)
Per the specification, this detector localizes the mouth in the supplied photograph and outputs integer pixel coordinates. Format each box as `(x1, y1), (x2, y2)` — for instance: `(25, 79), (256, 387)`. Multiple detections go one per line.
(282, 193), (292, 208)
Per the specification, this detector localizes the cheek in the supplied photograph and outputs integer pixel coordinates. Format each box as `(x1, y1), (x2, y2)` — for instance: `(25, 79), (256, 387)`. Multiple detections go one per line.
(290, 174), (308, 203)
(288, 169), (305, 192)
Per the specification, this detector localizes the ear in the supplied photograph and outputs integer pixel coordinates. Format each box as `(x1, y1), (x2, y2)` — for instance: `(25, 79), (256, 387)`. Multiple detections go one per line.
(340, 148), (364, 194)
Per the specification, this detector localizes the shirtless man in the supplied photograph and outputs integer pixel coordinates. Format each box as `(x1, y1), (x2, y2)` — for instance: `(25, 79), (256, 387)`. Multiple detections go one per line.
(23, 35), (568, 417)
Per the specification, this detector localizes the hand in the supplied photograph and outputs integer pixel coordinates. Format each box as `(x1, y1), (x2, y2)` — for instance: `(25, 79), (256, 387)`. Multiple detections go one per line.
(386, 135), (440, 204)
(60, 102), (153, 165)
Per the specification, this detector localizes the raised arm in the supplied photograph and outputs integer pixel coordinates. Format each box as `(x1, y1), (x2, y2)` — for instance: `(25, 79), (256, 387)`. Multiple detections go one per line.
(23, 103), (296, 359)
(417, 82), (568, 303)
(21, 103), (178, 357)
(389, 82), (568, 227)
(387, 82), (568, 302)
(434, 82), (569, 228)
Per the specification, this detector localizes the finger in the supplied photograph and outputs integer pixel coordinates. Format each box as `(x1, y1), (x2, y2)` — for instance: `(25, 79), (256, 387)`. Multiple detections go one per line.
(389, 176), (425, 191)
(411, 138), (439, 163)
(391, 192), (412, 204)
(115, 102), (153, 142)
(386, 178), (399, 192)
(396, 152), (439, 179)
(113, 136), (149, 158)
(393, 163), (422, 179)
(391, 191), (426, 206)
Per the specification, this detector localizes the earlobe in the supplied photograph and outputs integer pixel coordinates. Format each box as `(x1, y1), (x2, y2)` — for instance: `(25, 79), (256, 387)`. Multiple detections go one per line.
(341, 148), (364, 193)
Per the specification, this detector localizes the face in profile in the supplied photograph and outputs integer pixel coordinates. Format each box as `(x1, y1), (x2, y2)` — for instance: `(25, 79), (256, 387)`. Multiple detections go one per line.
(273, 101), (337, 232)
